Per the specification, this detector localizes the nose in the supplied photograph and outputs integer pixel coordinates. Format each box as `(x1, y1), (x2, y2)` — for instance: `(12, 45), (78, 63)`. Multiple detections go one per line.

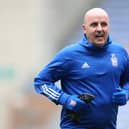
(96, 24), (102, 31)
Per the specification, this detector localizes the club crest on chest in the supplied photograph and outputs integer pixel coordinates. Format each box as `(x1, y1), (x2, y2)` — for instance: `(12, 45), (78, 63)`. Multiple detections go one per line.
(110, 53), (118, 67)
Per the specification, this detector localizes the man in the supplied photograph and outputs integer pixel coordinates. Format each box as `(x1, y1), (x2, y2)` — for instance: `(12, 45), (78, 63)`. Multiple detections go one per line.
(34, 8), (129, 129)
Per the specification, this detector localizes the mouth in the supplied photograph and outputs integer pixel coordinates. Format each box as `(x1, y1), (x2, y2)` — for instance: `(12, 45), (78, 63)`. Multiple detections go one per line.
(94, 34), (105, 44)
(95, 33), (105, 40)
(95, 32), (104, 38)
(95, 34), (104, 38)
(95, 36), (104, 40)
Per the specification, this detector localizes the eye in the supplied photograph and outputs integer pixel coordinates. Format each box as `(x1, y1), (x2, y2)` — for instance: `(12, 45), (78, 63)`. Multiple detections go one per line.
(101, 22), (108, 27)
(90, 22), (98, 27)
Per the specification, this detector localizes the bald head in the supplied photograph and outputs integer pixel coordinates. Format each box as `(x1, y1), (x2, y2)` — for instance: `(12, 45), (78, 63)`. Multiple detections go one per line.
(84, 8), (109, 24)
(82, 8), (110, 47)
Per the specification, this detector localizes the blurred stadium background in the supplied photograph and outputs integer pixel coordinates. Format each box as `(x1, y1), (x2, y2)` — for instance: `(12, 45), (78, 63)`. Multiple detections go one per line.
(0, 0), (129, 129)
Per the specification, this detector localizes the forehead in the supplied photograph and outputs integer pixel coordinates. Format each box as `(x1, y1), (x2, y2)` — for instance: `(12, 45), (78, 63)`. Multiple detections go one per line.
(86, 15), (109, 24)
(84, 9), (109, 24)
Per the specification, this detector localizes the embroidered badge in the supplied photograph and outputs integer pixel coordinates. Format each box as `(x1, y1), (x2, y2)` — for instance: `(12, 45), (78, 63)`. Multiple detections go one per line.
(110, 53), (118, 67)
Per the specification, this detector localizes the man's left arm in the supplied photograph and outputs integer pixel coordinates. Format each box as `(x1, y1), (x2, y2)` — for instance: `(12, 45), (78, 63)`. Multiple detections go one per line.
(112, 52), (129, 106)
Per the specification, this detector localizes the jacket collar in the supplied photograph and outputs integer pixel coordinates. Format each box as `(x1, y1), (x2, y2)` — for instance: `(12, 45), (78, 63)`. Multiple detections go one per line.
(80, 34), (112, 51)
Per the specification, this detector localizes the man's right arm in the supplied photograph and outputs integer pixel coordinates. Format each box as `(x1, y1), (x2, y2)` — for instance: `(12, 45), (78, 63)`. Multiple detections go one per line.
(34, 74), (86, 113)
(33, 51), (86, 112)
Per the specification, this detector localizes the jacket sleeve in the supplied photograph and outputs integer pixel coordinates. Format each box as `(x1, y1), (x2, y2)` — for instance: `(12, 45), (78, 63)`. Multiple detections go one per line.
(34, 50), (70, 104)
(120, 50), (129, 99)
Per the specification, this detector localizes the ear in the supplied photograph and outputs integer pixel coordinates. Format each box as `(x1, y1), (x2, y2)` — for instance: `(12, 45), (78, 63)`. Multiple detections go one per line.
(82, 24), (86, 33)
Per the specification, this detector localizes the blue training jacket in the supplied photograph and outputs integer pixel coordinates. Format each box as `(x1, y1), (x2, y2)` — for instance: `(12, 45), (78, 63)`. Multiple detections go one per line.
(34, 35), (129, 129)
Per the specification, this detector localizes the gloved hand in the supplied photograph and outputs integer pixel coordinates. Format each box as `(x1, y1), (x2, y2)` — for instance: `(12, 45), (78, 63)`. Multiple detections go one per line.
(112, 88), (129, 106)
(58, 93), (86, 112)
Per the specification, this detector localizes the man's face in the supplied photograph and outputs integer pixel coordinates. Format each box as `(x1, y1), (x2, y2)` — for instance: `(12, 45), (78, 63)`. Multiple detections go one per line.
(82, 12), (109, 47)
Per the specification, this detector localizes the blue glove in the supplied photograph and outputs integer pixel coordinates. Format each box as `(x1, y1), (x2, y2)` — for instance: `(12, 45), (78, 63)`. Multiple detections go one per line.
(58, 93), (86, 112)
(112, 88), (129, 106)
